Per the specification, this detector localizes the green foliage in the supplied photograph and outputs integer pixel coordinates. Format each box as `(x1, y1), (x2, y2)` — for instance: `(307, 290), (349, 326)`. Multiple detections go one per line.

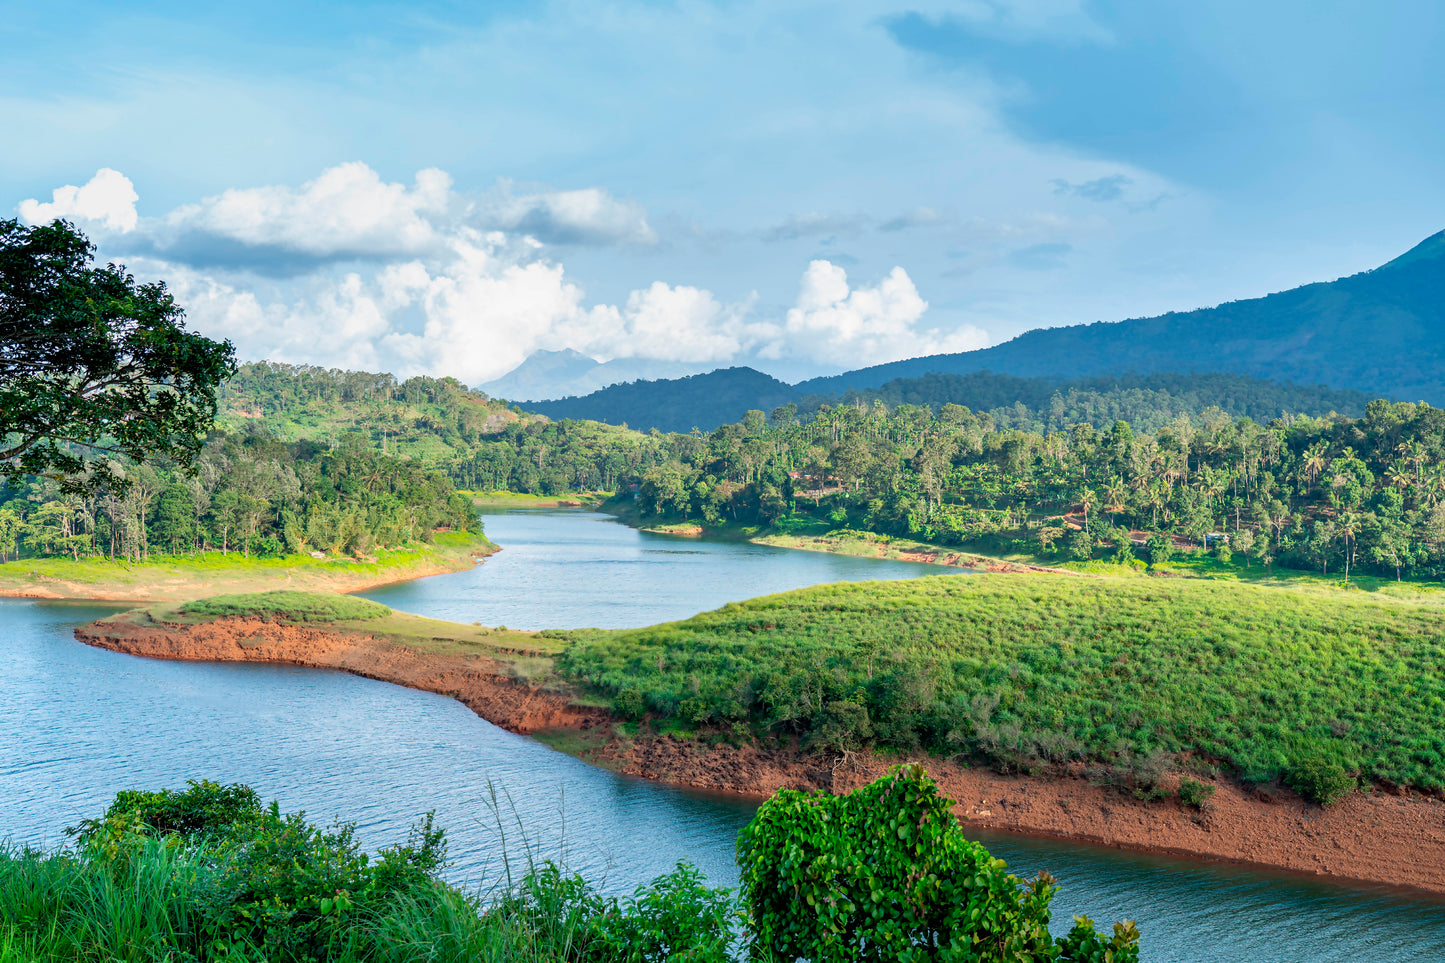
(560, 575), (1445, 792)
(1054, 917), (1143, 963)
(179, 591), (389, 623)
(0, 218), (236, 491)
(1177, 778), (1216, 810)
(0, 428), (480, 563)
(737, 764), (1139, 962)
(1285, 752), (1357, 806)
(0, 784), (750, 963)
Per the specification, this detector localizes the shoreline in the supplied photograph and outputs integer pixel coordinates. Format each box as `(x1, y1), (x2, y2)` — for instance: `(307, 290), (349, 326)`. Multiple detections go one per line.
(0, 533), (496, 604)
(603, 502), (1074, 575)
(75, 614), (1445, 898)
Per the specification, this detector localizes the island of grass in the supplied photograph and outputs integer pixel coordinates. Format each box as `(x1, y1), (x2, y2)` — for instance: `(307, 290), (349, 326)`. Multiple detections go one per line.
(0, 530), (496, 603)
(75, 575), (1445, 893)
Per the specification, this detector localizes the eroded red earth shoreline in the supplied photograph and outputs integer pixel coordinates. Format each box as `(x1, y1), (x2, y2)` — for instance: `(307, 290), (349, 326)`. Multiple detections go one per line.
(75, 617), (1445, 897)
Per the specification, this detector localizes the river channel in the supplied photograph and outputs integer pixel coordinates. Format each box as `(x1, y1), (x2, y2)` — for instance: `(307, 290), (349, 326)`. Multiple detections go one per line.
(3, 508), (1443, 960)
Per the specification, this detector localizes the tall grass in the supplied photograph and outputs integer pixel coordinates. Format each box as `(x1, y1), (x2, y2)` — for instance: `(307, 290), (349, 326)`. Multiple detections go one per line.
(0, 780), (739, 963)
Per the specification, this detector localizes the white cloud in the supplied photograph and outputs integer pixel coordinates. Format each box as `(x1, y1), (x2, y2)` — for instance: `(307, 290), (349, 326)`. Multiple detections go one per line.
(18, 168), (139, 232)
(158, 162), (453, 260)
(489, 185), (656, 246)
(773, 260), (986, 365)
(26, 165), (993, 387)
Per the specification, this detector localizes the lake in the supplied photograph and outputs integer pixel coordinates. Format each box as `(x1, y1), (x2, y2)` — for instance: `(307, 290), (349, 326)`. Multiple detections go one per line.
(2, 509), (1443, 961)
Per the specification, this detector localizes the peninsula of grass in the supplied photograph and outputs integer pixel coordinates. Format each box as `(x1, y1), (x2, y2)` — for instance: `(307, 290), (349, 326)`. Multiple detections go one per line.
(557, 574), (1445, 798)
(179, 590), (390, 622)
(99, 589), (563, 681)
(0, 531), (496, 603)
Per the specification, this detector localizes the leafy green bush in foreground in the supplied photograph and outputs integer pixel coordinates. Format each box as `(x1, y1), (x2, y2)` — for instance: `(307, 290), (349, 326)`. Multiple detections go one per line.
(0, 772), (1136, 962)
(179, 590), (389, 623)
(739, 764), (1138, 962)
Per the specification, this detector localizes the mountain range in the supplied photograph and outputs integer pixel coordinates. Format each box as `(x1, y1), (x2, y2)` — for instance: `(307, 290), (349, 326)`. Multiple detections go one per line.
(519, 229), (1444, 431)
(478, 349), (708, 402)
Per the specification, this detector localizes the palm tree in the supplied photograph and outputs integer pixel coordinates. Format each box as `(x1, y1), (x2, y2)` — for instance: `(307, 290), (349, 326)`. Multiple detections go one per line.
(1338, 511), (1363, 582)
(1397, 440), (1426, 485)
(1302, 441), (1329, 490)
(1103, 476), (1128, 525)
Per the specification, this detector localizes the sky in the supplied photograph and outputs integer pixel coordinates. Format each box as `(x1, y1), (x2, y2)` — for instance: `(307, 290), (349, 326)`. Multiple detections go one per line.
(4, 0), (1442, 386)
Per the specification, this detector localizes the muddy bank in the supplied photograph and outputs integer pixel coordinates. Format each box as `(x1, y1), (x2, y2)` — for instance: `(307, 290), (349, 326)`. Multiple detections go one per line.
(752, 534), (1076, 576)
(77, 618), (1445, 896)
(75, 614), (601, 735)
(622, 738), (1445, 896)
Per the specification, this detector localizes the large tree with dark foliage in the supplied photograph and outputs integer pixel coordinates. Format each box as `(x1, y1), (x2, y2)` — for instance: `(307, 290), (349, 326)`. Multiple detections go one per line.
(0, 218), (235, 490)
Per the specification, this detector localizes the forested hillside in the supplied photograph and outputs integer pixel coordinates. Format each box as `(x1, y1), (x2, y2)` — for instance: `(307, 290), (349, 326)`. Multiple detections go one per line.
(526, 366), (800, 432)
(217, 362), (529, 461)
(800, 229), (1445, 400)
(16, 356), (1445, 584)
(0, 430), (477, 562)
(515, 366), (1378, 434)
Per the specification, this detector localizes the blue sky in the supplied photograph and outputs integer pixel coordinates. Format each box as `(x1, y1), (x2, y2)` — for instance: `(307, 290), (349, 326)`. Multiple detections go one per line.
(4, 1), (1441, 385)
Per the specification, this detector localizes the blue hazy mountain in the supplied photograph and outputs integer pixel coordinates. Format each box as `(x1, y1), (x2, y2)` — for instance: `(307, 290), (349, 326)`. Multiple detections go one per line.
(797, 230), (1445, 401)
(526, 367), (800, 433)
(479, 349), (709, 402)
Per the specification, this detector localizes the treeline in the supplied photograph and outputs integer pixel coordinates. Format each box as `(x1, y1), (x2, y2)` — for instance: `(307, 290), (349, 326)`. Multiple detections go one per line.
(621, 397), (1445, 581)
(832, 370), (1378, 435)
(0, 428), (477, 562)
(186, 362), (1445, 582)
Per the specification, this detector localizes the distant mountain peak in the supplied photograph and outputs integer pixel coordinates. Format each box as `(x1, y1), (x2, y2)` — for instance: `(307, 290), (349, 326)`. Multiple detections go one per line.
(1378, 229), (1445, 273)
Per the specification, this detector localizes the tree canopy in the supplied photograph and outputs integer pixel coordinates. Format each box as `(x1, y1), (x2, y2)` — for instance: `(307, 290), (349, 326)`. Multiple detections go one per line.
(0, 218), (236, 490)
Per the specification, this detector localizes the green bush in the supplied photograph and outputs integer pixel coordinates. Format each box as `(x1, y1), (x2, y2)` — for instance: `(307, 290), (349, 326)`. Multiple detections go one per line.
(1286, 755), (1356, 806)
(612, 687), (647, 719)
(1177, 778), (1216, 810)
(737, 764), (1140, 962)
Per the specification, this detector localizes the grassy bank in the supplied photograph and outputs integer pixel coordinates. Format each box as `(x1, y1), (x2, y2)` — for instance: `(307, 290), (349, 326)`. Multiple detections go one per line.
(558, 574), (1445, 798)
(465, 490), (611, 509)
(0, 531), (496, 603)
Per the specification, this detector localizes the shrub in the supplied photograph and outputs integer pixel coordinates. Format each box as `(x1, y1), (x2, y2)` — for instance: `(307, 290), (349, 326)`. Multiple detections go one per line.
(1177, 778), (1216, 810)
(737, 764), (1140, 962)
(1286, 755), (1356, 806)
(613, 687), (647, 719)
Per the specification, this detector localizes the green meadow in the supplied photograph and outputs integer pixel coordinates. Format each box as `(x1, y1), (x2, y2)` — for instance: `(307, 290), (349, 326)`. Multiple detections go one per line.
(559, 574), (1445, 798)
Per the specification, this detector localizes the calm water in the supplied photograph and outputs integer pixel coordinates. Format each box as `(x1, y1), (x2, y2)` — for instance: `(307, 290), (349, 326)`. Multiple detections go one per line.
(2, 509), (1443, 961)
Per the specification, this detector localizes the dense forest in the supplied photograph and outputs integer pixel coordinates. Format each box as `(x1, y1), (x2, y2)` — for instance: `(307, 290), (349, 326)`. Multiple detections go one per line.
(620, 397), (1445, 581)
(509, 365), (1381, 434)
(43, 360), (1445, 583)
(0, 428), (477, 562)
(841, 370), (1376, 435)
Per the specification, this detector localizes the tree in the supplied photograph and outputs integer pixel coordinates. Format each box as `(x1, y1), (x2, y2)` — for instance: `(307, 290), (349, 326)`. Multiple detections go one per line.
(0, 219), (236, 490)
(737, 765), (1140, 962)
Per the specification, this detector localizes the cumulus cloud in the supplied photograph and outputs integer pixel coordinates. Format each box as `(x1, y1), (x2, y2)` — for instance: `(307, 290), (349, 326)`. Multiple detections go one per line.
(18, 168), (139, 232)
(488, 185), (656, 245)
(21, 165), (987, 385)
(155, 162), (454, 265)
(770, 260), (985, 365)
